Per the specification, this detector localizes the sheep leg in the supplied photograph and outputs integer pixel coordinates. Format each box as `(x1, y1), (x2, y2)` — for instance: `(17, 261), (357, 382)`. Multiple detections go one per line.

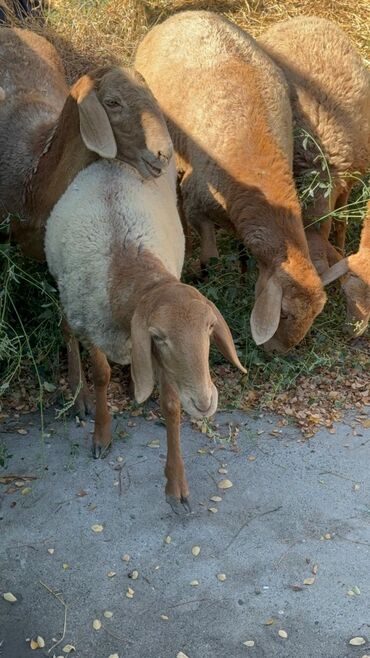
(90, 346), (112, 459)
(160, 375), (191, 514)
(332, 186), (352, 254)
(61, 318), (94, 419)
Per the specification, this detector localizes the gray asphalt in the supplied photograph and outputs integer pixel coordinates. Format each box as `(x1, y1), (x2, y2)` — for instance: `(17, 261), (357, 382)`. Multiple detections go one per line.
(1, 407), (370, 658)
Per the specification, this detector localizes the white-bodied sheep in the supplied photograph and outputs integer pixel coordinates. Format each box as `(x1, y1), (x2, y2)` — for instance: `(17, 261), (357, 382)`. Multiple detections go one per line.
(259, 17), (370, 268)
(135, 10), (326, 354)
(45, 157), (246, 512)
(0, 26), (173, 415)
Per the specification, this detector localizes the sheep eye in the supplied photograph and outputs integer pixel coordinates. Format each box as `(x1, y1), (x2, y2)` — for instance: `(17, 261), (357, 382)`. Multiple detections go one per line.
(104, 98), (122, 109)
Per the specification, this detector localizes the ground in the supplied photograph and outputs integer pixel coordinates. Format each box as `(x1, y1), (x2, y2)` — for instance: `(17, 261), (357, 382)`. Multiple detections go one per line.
(1, 407), (370, 658)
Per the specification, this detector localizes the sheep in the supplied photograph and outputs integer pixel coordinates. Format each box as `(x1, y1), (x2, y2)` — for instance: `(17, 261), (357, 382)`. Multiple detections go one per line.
(135, 10), (326, 354)
(259, 17), (370, 271)
(45, 156), (246, 512)
(322, 201), (370, 336)
(0, 26), (173, 416)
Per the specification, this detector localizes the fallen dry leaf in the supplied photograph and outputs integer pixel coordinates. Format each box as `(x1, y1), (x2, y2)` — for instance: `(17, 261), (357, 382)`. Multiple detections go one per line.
(243, 640), (255, 647)
(47, 548), (55, 555)
(247, 455), (256, 462)
(108, 654), (119, 658)
(129, 570), (139, 580)
(91, 524), (104, 533)
(92, 619), (102, 630)
(36, 636), (45, 648)
(218, 479), (233, 490)
(107, 571), (116, 578)
(191, 546), (200, 557)
(147, 440), (160, 448)
(62, 644), (75, 653)
(62, 563), (69, 570)
(104, 611), (113, 618)
(21, 487), (31, 495)
(264, 618), (275, 626)
(208, 507), (218, 513)
(30, 639), (39, 650)
(217, 573), (227, 582)
(210, 496), (222, 503)
(278, 630), (288, 639)
(362, 419), (370, 428)
(304, 577), (315, 586)
(177, 653), (189, 658)
(3, 592), (17, 603)
(17, 428), (28, 435)
(160, 614), (169, 621)
(349, 637), (366, 646)
(121, 554), (130, 562)
(190, 580), (199, 586)
(164, 536), (172, 544)
(218, 467), (228, 474)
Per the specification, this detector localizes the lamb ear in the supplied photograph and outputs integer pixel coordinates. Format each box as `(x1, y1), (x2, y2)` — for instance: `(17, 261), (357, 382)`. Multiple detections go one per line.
(74, 75), (117, 159)
(130, 308), (155, 404)
(321, 258), (349, 285)
(250, 276), (283, 345)
(207, 300), (247, 374)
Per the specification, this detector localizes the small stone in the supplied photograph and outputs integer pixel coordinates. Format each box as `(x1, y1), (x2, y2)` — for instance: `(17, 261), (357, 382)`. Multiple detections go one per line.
(128, 570), (139, 580)
(243, 640), (255, 647)
(47, 548), (55, 555)
(116, 456), (124, 463)
(278, 630), (288, 639)
(349, 637), (366, 646)
(218, 467), (228, 474)
(210, 496), (222, 502)
(190, 580), (199, 586)
(92, 619), (102, 630)
(164, 536), (172, 544)
(121, 554), (130, 562)
(217, 573), (227, 582)
(208, 507), (218, 513)
(191, 546), (200, 556)
(218, 479), (233, 490)
(104, 611), (113, 618)
(107, 571), (116, 578)
(160, 614), (169, 621)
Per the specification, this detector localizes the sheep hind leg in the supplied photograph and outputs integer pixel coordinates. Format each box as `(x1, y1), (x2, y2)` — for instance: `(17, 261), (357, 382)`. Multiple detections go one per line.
(90, 346), (112, 459)
(160, 374), (191, 515)
(62, 318), (94, 419)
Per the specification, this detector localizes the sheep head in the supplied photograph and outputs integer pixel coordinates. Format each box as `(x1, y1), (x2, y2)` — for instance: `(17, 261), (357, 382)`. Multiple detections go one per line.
(130, 282), (246, 417)
(250, 249), (326, 353)
(71, 66), (173, 178)
(321, 253), (370, 337)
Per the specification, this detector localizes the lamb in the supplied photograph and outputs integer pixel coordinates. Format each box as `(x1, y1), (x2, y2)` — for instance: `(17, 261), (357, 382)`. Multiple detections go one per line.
(322, 201), (370, 336)
(259, 17), (370, 272)
(135, 11), (326, 354)
(45, 156), (246, 512)
(0, 27), (173, 415)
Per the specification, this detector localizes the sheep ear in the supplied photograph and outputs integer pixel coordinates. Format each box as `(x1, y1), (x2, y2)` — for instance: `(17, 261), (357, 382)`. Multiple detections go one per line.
(321, 258), (349, 285)
(207, 300), (247, 374)
(250, 276), (283, 345)
(130, 308), (155, 404)
(74, 76), (117, 159)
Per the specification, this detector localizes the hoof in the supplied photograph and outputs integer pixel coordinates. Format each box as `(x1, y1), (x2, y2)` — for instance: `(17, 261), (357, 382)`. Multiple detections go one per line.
(166, 494), (192, 515)
(92, 442), (111, 459)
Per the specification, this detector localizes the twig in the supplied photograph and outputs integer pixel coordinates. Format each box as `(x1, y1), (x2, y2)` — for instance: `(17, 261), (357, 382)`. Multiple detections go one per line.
(39, 580), (67, 654)
(337, 534), (370, 548)
(319, 470), (357, 483)
(102, 624), (134, 644)
(225, 505), (283, 552)
(0, 475), (37, 483)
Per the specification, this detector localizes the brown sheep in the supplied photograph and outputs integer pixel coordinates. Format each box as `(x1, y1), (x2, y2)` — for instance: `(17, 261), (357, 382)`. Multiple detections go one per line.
(259, 16), (370, 271)
(135, 10), (326, 354)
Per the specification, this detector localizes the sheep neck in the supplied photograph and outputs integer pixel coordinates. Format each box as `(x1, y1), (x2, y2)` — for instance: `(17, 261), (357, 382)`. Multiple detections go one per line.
(24, 94), (98, 229)
(109, 244), (177, 330)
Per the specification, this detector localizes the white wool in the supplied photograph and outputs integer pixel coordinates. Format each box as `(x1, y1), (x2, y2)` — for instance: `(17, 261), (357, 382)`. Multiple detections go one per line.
(45, 158), (184, 363)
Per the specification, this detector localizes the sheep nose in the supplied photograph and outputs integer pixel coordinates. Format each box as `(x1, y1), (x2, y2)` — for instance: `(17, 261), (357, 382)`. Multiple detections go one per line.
(191, 396), (212, 414)
(158, 144), (173, 164)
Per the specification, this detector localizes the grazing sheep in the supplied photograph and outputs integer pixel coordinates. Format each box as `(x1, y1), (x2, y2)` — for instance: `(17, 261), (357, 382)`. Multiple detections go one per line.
(322, 201), (370, 336)
(45, 157), (246, 512)
(135, 11), (326, 354)
(0, 27), (173, 416)
(259, 16), (370, 270)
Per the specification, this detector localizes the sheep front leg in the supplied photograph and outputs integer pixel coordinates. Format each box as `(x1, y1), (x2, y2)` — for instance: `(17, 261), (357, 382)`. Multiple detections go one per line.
(61, 317), (94, 419)
(90, 346), (112, 459)
(160, 375), (191, 514)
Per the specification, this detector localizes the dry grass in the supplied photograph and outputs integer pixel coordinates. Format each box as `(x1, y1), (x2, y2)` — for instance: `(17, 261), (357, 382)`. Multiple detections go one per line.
(1, 0), (368, 82)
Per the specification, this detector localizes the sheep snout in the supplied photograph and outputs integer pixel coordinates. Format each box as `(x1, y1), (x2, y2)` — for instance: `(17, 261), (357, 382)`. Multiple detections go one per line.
(180, 383), (218, 419)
